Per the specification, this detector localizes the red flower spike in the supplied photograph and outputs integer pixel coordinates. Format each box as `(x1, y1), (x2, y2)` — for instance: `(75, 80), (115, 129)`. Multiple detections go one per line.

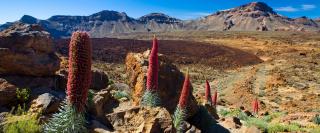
(212, 90), (218, 107)
(67, 31), (92, 112)
(205, 80), (212, 105)
(146, 35), (159, 91)
(252, 98), (259, 114)
(178, 70), (191, 108)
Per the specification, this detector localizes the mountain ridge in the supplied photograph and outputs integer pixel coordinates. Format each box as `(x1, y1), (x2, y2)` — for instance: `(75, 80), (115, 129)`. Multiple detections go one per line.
(1, 2), (319, 38)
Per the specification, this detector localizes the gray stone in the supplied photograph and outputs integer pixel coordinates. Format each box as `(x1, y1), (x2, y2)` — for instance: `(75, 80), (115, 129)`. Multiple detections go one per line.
(29, 93), (61, 114)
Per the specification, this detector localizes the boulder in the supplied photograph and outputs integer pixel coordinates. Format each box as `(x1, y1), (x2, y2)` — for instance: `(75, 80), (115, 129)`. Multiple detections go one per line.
(0, 23), (60, 76)
(29, 93), (62, 114)
(0, 78), (18, 106)
(125, 50), (199, 116)
(56, 68), (109, 90)
(107, 83), (130, 94)
(220, 117), (242, 129)
(240, 126), (261, 133)
(105, 106), (172, 133)
(89, 120), (113, 133)
(90, 89), (119, 119)
(91, 68), (109, 90)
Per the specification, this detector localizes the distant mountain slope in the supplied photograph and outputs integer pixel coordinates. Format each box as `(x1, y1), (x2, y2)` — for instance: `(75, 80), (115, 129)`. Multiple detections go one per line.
(0, 10), (184, 38)
(0, 2), (319, 38)
(185, 2), (319, 31)
(315, 18), (320, 25)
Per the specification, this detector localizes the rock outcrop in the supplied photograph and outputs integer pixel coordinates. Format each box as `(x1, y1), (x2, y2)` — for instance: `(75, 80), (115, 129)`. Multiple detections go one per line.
(105, 107), (172, 133)
(0, 23), (60, 76)
(29, 93), (62, 114)
(125, 50), (199, 116)
(56, 68), (109, 90)
(0, 78), (18, 106)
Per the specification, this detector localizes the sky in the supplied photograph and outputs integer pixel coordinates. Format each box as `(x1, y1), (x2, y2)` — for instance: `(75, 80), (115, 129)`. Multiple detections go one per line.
(0, 0), (319, 24)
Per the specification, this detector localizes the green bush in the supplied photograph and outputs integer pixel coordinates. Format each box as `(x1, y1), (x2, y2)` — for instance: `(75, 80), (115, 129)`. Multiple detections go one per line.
(245, 117), (268, 131)
(3, 106), (41, 133)
(313, 114), (320, 125)
(87, 89), (95, 107)
(16, 88), (30, 103)
(310, 127), (320, 133)
(218, 108), (242, 117)
(267, 123), (301, 133)
(113, 90), (130, 100)
(3, 115), (41, 133)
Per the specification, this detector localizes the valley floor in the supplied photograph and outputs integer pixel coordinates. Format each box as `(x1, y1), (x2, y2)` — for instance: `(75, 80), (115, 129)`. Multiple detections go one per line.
(92, 31), (320, 132)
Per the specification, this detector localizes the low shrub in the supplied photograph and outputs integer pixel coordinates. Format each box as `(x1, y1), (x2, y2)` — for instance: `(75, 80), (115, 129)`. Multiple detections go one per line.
(267, 123), (302, 133)
(313, 114), (320, 125)
(16, 88), (30, 103)
(113, 90), (130, 100)
(3, 105), (41, 133)
(3, 115), (41, 133)
(245, 117), (268, 131)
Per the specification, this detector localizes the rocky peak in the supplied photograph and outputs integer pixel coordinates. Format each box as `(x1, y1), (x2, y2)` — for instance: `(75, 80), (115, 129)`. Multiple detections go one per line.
(294, 16), (318, 26)
(47, 15), (87, 22)
(89, 10), (134, 22)
(214, 2), (276, 15)
(0, 22), (45, 36)
(243, 2), (275, 13)
(20, 15), (38, 24)
(139, 13), (181, 24)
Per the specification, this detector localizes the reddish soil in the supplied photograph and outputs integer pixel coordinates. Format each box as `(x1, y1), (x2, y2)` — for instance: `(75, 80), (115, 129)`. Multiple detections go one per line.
(55, 38), (262, 69)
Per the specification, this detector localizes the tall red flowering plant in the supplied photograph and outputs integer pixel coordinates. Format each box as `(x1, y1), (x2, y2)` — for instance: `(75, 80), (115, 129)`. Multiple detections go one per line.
(252, 98), (259, 115)
(173, 70), (191, 132)
(141, 35), (160, 107)
(212, 89), (218, 107)
(45, 31), (92, 132)
(205, 80), (212, 106)
(67, 31), (92, 112)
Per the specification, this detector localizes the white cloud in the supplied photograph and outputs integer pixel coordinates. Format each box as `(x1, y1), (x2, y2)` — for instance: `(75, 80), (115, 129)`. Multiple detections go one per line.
(301, 4), (316, 10)
(275, 4), (316, 12)
(275, 6), (299, 12)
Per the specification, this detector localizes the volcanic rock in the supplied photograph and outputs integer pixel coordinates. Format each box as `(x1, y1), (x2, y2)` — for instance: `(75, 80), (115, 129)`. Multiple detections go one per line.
(0, 23), (60, 76)
(125, 50), (199, 116)
(90, 89), (118, 119)
(55, 68), (109, 90)
(29, 93), (61, 114)
(105, 106), (172, 133)
(0, 78), (18, 106)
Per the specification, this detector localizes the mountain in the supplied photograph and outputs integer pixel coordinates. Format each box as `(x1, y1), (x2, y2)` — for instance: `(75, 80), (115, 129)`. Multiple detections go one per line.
(185, 2), (319, 31)
(0, 2), (319, 38)
(139, 13), (181, 24)
(0, 10), (183, 38)
(294, 16), (318, 28)
(315, 18), (320, 25)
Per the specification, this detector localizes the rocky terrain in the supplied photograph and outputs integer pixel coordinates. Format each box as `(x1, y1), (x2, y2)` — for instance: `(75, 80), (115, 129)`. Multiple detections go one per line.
(1, 2), (320, 38)
(0, 5), (320, 132)
(0, 22), (319, 132)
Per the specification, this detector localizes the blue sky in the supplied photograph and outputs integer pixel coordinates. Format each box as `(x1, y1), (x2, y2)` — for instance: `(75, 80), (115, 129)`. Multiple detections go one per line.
(0, 0), (319, 24)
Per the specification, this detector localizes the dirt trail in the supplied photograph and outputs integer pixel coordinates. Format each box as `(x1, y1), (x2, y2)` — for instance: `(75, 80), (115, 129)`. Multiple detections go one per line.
(211, 59), (286, 111)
